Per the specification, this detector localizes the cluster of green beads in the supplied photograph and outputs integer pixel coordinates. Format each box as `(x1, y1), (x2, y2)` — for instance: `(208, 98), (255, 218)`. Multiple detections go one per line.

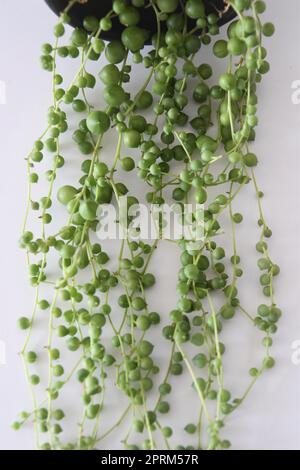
(15, 0), (280, 450)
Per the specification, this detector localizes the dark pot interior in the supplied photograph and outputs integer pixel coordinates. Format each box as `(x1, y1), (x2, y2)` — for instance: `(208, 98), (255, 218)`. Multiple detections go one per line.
(44, 0), (236, 44)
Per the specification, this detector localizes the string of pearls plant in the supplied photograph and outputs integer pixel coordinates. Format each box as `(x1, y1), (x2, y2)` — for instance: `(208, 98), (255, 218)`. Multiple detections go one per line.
(14, 0), (280, 450)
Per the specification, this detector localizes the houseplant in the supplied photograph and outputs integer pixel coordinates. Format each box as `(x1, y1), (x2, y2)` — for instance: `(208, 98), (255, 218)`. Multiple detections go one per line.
(15, 0), (279, 450)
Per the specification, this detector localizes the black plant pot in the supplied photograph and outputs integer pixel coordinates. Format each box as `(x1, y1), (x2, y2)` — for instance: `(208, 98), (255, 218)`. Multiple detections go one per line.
(45, 0), (236, 44)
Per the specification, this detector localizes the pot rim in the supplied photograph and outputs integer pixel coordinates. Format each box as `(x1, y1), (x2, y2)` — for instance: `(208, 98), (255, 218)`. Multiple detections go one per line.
(44, 0), (237, 44)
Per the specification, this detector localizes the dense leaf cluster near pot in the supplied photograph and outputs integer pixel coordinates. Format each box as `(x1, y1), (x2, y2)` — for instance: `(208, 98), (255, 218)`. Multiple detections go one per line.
(45, 0), (237, 43)
(15, 0), (280, 451)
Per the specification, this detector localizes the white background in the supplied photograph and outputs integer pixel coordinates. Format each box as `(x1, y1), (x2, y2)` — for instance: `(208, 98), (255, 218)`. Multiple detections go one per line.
(0, 0), (299, 450)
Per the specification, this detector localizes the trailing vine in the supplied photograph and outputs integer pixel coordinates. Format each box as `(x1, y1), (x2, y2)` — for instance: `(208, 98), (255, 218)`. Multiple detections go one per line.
(14, 0), (280, 450)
